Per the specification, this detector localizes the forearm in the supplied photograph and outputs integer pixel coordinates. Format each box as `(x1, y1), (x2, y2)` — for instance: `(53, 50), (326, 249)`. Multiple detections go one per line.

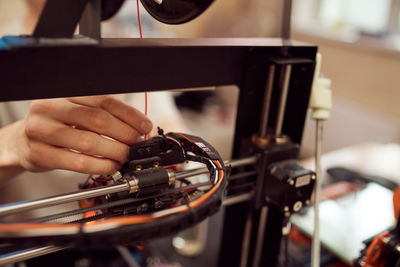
(0, 121), (25, 181)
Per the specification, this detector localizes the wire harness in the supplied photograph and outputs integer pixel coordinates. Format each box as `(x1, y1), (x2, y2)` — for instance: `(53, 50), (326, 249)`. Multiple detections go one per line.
(0, 129), (227, 249)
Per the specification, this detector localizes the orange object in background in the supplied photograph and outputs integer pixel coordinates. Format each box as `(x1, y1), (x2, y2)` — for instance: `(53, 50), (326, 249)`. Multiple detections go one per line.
(364, 231), (390, 267)
(289, 226), (311, 244)
(393, 186), (400, 220)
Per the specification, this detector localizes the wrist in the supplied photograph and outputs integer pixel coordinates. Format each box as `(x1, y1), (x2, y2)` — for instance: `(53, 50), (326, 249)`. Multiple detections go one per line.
(0, 121), (25, 180)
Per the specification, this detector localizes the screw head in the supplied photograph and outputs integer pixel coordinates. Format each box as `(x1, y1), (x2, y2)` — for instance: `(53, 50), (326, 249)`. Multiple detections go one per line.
(137, 203), (149, 213)
(293, 201), (303, 212)
(284, 206), (289, 212)
(154, 201), (163, 209)
(288, 179), (294, 186)
(282, 223), (291, 235)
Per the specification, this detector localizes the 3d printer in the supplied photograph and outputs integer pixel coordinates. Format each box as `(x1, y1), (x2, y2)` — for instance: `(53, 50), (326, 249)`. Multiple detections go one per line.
(0, 1), (319, 266)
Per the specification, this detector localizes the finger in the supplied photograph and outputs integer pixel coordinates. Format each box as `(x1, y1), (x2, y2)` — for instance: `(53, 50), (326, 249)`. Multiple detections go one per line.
(33, 99), (142, 145)
(25, 115), (130, 163)
(67, 95), (153, 135)
(27, 140), (121, 175)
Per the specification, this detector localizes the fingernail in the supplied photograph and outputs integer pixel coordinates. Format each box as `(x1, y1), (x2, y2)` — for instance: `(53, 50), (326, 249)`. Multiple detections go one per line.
(136, 136), (144, 143)
(140, 121), (152, 133)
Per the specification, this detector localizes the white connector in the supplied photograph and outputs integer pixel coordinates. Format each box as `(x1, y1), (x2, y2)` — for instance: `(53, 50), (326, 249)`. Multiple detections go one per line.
(309, 53), (332, 120)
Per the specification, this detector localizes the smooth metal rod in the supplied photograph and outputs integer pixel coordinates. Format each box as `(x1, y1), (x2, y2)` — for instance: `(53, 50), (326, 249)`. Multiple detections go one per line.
(175, 167), (210, 180)
(240, 208), (254, 267)
(0, 183), (129, 217)
(311, 120), (323, 267)
(79, 0), (101, 40)
(259, 65), (275, 138)
(252, 206), (269, 267)
(174, 156), (258, 181)
(0, 192), (256, 265)
(116, 245), (141, 267)
(275, 64), (292, 137)
(0, 157), (258, 217)
(0, 246), (66, 265)
(226, 155), (258, 169)
(223, 192), (253, 207)
(281, 0), (292, 39)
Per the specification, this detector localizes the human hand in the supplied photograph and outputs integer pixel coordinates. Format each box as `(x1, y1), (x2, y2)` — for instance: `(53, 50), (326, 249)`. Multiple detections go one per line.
(6, 95), (152, 175)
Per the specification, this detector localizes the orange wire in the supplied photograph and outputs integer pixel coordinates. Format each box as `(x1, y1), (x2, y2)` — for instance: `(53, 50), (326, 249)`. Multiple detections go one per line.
(136, 0), (143, 38)
(136, 0), (148, 141)
(145, 91), (148, 117)
(144, 92), (148, 140)
(364, 231), (390, 267)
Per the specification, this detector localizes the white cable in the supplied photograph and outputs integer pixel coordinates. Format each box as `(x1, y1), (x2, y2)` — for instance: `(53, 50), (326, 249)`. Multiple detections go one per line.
(312, 120), (323, 267)
(209, 160), (219, 184)
(309, 53), (332, 267)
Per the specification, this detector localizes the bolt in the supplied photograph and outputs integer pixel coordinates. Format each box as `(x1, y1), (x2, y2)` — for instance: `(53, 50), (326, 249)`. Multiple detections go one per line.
(153, 162), (160, 168)
(154, 201), (163, 209)
(288, 179), (294, 186)
(293, 201), (303, 212)
(136, 165), (142, 171)
(137, 203), (149, 213)
(141, 203), (149, 211)
(284, 206), (289, 212)
(311, 175), (316, 180)
(282, 224), (291, 235)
